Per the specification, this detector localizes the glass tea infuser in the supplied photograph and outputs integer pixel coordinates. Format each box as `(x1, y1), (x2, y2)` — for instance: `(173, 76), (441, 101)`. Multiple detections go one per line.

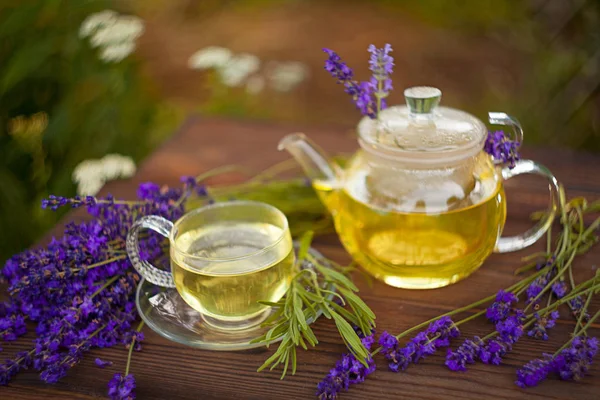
(280, 86), (559, 289)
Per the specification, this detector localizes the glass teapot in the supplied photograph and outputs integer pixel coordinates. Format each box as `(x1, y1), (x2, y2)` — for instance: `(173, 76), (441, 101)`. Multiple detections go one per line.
(279, 86), (559, 289)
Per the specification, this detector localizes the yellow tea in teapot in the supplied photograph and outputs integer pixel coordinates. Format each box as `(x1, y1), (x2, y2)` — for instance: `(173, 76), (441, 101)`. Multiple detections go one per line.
(314, 156), (506, 289)
(171, 221), (294, 325)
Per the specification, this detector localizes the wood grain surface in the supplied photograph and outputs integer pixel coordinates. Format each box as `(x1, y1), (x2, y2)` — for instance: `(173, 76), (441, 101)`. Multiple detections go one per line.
(2, 117), (599, 400)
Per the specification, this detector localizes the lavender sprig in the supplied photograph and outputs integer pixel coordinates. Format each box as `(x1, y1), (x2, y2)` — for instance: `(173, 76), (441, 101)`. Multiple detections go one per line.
(323, 44), (393, 119)
(367, 44), (393, 112)
(517, 310), (599, 388)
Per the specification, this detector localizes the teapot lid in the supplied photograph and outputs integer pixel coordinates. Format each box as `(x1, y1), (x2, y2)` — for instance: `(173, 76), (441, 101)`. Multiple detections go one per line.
(358, 86), (487, 164)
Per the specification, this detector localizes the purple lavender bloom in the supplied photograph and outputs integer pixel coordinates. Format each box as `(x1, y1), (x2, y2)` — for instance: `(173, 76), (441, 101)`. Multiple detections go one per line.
(0, 351), (32, 385)
(108, 373), (136, 400)
(479, 337), (512, 365)
(378, 331), (409, 372)
(484, 131), (520, 168)
(496, 312), (525, 345)
(136, 182), (161, 200)
(426, 316), (460, 347)
(552, 336), (598, 381)
(569, 296), (590, 321)
(525, 275), (547, 304)
(316, 333), (376, 399)
(322, 47), (380, 118)
(516, 355), (553, 388)
(486, 290), (518, 323)
(316, 329), (376, 399)
(379, 318), (459, 373)
(527, 311), (560, 341)
(95, 358), (113, 368)
(551, 281), (568, 299)
(446, 337), (482, 372)
(367, 44), (393, 110)
(41, 195), (97, 210)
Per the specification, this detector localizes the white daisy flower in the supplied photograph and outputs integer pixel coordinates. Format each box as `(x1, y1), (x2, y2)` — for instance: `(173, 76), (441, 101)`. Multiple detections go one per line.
(268, 61), (309, 92)
(219, 53), (260, 87)
(72, 154), (136, 196)
(100, 42), (136, 63)
(101, 154), (136, 180)
(188, 46), (233, 70)
(79, 10), (118, 38)
(80, 11), (144, 63)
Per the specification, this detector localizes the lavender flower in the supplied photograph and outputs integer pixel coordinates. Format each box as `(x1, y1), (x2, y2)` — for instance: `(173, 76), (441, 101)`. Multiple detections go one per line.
(323, 44), (394, 119)
(108, 373), (136, 400)
(316, 331), (376, 400)
(484, 131), (520, 168)
(517, 336), (598, 388)
(379, 317), (459, 373)
(486, 290), (518, 323)
(445, 337), (482, 372)
(496, 311), (525, 344)
(516, 355), (553, 388)
(569, 296), (590, 321)
(426, 316), (460, 347)
(552, 336), (598, 381)
(95, 358), (113, 368)
(367, 44), (393, 110)
(479, 337), (512, 365)
(527, 311), (560, 341)
(551, 282), (568, 298)
(525, 275), (547, 304)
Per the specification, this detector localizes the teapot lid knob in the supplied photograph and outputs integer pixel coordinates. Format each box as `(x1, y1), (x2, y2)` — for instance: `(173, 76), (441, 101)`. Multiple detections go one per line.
(404, 86), (442, 114)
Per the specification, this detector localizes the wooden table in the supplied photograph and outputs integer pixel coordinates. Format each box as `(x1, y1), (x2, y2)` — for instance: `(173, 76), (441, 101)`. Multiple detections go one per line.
(4, 118), (600, 399)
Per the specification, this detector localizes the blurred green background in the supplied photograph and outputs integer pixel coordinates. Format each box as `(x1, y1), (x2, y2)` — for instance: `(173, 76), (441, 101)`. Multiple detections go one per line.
(1, 0), (599, 262)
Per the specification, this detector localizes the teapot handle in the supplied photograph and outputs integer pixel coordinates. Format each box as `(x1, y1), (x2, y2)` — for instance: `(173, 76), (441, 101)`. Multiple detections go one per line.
(494, 160), (559, 253)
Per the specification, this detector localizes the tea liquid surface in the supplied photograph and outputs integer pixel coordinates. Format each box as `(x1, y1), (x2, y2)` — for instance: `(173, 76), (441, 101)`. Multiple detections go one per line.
(315, 159), (506, 289)
(171, 221), (293, 321)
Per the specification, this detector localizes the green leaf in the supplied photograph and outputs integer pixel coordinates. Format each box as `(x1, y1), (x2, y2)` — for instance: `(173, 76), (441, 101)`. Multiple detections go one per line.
(315, 262), (358, 291)
(291, 347), (297, 375)
(330, 310), (369, 364)
(330, 303), (360, 327)
(298, 231), (314, 260)
(339, 287), (376, 320)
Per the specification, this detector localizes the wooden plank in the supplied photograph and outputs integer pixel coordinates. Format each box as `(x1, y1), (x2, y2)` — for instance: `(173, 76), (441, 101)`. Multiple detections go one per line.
(3, 117), (599, 399)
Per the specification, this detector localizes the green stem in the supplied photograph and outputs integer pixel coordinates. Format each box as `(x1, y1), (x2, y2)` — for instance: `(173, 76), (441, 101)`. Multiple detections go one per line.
(72, 255), (126, 273)
(91, 275), (120, 298)
(454, 310), (486, 327)
(125, 321), (145, 376)
(575, 293), (594, 336)
(376, 79), (382, 115)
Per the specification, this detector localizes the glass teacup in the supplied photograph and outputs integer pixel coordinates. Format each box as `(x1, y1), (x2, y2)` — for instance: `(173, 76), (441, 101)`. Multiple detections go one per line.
(127, 201), (295, 331)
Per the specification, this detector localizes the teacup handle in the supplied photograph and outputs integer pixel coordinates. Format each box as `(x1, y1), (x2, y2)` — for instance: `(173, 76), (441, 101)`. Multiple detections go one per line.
(126, 215), (176, 288)
(495, 160), (559, 253)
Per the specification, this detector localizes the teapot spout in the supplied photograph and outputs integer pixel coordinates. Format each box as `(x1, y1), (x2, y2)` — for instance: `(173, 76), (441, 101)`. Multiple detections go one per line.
(278, 133), (341, 185)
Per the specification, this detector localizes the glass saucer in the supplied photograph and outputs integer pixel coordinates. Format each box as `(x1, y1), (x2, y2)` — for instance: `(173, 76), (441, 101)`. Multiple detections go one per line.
(136, 245), (334, 351)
